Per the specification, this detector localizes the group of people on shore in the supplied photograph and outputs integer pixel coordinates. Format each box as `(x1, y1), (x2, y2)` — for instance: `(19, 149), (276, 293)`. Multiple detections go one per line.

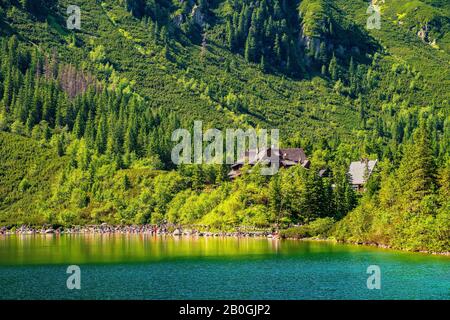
(0, 224), (277, 238)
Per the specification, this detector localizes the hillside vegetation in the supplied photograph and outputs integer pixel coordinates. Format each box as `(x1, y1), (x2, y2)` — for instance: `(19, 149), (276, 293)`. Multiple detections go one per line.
(0, 0), (448, 252)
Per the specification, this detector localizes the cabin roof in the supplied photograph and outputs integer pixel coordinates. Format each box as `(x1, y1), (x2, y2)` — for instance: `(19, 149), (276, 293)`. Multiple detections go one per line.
(279, 148), (308, 163)
(233, 147), (308, 166)
(348, 159), (378, 185)
(228, 147), (309, 178)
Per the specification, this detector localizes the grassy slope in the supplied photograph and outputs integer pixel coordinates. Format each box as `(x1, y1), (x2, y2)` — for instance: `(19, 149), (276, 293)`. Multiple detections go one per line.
(2, 1), (448, 131)
(1, 0), (361, 138)
(0, 0), (448, 225)
(0, 133), (164, 225)
(334, 0), (450, 102)
(0, 132), (66, 225)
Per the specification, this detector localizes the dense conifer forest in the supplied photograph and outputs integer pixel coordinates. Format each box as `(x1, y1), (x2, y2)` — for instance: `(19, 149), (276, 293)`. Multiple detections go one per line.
(0, 0), (448, 252)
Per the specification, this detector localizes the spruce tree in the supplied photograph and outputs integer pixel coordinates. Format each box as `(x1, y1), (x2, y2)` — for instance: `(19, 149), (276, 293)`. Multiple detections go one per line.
(328, 54), (338, 81)
(397, 124), (436, 210)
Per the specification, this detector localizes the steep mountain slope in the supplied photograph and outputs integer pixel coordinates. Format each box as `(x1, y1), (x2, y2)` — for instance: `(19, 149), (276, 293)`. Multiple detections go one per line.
(335, 0), (449, 96)
(1, 0), (446, 136)
(0, 1), (448, 251)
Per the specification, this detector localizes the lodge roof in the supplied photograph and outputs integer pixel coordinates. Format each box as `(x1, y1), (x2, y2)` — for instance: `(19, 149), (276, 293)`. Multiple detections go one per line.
(279, 148), (308, 163)
(231, 147), (309, 168)
(229, 147), (311, 177)
(348, 159), (378, 185)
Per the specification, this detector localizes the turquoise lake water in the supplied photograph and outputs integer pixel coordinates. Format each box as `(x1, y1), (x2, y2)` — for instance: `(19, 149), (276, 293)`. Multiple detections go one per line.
(0, 234), (448, 299)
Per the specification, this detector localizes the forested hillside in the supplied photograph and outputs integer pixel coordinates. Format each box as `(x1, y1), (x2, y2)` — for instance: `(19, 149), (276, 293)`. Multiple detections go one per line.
(0, 0), (448, 252)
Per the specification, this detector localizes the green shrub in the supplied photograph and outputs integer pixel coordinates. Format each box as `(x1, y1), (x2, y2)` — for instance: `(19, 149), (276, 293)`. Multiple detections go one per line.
(280, 217), (335, 239)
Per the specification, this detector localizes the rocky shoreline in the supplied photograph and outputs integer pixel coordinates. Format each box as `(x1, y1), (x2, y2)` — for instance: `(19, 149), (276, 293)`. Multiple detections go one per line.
(305, 237), (450, 257)
(0, 224), (276, 238)
(1, 225), (448, 256)
(273, 236), (450, 256)
(351, 240), (450, 257)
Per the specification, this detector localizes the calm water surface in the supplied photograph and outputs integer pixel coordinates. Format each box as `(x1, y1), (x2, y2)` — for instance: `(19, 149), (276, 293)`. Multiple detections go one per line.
(0, 234), (448, 299)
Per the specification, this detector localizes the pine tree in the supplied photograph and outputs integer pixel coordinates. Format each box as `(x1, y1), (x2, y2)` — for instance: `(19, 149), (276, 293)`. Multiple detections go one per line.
(72, 110), (84, 139)
(273, 34), (281, 63)
(329, 54), (338, 81)
(397, 124), (436, 210)
(122, 174), (132, 190)
(438, 160), (450, 201)
(124, 113), (138, 154)
(2, 69), (12, 108)
(244, 26), (257, 62)
(77, 138), (91, 171)
(192, 165), (204, 191)
(237, 5), (247, 45)
(333, 167), (357, 218)
(348, 57), (356, 94)
(56, 134), (65, 156)
(269, 174), (283, 227)
(215, 164), (228, 184)
(301, 171), (326, 221)
(226, 18), (234, 50)
(95, 114), (107, 154)
(84, 112), (95, 148)
(318, 42), (328, 65)
(260, 55), (268, 72)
